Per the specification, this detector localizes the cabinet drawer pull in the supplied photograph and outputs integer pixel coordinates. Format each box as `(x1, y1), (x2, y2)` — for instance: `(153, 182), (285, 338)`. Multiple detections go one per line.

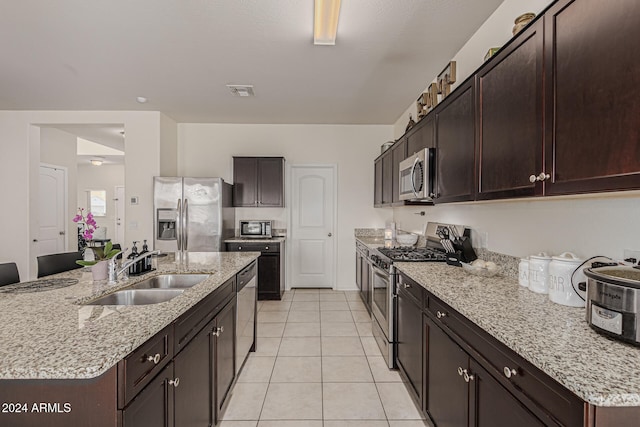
(238, 246), (242, 250)
(436, 310), (447, 319)
(146, 353), (161, 364)
(503, 367), (518, 379)
(169, 378), (180, 387)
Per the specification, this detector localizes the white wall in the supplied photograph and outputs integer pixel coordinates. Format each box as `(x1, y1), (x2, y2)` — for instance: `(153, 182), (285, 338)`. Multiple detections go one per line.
(178, 124), (394, 290)
(39, 127), (78, 250)
(389, 0), (640, 262)
(160, 113), (178, 176)
(393, 0), (553, 137)
(77, 164), (125, 243)
(0, 110), (166, 279)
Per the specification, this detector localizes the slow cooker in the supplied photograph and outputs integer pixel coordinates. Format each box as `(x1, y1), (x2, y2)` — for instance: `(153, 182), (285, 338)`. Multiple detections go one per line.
(584, 266), (640, 345)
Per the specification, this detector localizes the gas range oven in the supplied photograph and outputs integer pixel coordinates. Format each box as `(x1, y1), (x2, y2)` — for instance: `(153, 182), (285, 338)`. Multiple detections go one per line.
(369, 222), (470, 368)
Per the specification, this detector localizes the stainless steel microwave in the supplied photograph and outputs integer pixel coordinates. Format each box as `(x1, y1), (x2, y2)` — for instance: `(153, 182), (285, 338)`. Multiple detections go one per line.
(239, 220), (273, 238)
(399, 148), (435, 201)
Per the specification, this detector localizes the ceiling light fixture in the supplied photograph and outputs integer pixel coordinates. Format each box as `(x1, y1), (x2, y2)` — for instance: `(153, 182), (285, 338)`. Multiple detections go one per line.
(314, 0), (342, 45)
(226, 84), (255, 97)
(90, 158), (104, 166)
(136, 96), (148, 103)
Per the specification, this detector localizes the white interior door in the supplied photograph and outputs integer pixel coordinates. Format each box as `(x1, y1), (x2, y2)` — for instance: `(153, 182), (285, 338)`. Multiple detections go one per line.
(38, 165), (66, 256)
(290, 165), (336, 288)
(114, 186), (125, 245)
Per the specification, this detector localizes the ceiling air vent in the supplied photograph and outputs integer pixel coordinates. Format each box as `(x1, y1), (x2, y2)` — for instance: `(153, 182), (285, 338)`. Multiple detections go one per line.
(226, 84), (255, 97)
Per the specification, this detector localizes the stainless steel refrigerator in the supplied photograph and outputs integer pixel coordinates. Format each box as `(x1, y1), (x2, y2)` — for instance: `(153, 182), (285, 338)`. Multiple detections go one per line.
(154, 177), (235, 252)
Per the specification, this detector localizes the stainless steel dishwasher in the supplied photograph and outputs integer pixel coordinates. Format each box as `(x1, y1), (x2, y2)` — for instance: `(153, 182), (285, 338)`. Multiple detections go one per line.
(236, 261), (257, 373)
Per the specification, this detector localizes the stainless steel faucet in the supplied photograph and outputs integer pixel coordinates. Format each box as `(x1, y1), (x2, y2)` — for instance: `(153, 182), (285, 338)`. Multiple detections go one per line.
(108, 250), (161, 284)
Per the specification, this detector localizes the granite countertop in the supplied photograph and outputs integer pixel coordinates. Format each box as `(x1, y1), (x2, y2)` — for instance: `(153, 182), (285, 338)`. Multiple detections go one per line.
(0, 251), (259, 380)
(225, 236), (286, 243)
(395, 262), (640, 407)
(355, 236), (386, 250)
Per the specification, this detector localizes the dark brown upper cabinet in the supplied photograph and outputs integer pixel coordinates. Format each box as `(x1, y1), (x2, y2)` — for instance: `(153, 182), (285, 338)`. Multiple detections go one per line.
(233, 157), (285, 207)
(391, 138), (408, 204)
(543, 0), (640, 195)
(407, 116), (435, 157)
(434, 79), (476, 203)
(476, 19), (544, 200)
(374, 157), (383, 207)
(381, 149), (393, 206)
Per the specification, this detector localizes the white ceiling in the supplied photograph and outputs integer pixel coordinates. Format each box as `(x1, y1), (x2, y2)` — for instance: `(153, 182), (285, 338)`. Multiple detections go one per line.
(1, 0), (503, 124)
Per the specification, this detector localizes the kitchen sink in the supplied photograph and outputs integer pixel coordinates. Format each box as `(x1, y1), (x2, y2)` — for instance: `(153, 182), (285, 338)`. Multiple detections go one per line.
(83, 274), (209, 306)
(85, 289), (185, 306)
(128, 274), (210, 289)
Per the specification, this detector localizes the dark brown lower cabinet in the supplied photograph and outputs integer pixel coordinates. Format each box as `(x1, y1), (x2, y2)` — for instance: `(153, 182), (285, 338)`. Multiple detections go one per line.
(122, 362), (175, 427)
(226, 242), (285, 300)
(124, 297), (237, 427)
(395, 286), (423, 405)
(174, 322), (213, 427)
(425, 317), (469, 427)
(258, 252), (281, 300)
(469, 359), (544, 427)
(426, 318), (545, 427)
(394, 271), (590, 427)
(214, 298), (236, 422)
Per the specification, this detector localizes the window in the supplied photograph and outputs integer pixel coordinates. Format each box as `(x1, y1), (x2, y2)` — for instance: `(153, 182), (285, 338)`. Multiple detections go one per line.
(88, 190), (107, 217)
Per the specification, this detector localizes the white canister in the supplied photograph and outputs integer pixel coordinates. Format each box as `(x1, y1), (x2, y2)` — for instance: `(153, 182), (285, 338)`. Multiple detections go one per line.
(528, 252), (551, 294)
(548, 252), (586, 307)
(518, 258), (529, 287)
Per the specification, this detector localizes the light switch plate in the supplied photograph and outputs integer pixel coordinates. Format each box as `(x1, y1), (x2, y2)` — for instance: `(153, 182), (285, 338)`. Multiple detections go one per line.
(130, 196), (139, 205)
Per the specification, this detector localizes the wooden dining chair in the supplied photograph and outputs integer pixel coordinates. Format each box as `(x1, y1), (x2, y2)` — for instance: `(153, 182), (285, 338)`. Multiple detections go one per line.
(37, 251), (84, 278)
(0, 262), (20, 286)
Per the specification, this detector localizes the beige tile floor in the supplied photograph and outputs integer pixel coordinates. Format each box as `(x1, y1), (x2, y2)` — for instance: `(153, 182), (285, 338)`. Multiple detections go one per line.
(221, 289), (427, 427)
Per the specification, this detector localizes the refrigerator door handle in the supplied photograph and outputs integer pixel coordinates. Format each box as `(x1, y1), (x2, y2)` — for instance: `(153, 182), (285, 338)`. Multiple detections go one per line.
(176, 198), (182, 251)
(183, 198), (189, 250)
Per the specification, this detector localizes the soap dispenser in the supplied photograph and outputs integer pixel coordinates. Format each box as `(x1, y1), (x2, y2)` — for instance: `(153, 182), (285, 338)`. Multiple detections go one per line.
(128, 241), (139, 275)
(140, 240), (151, 272)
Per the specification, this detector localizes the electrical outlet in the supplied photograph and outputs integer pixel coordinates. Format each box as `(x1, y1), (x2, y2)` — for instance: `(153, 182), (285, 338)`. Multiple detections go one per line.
(623, 249), (640, 264)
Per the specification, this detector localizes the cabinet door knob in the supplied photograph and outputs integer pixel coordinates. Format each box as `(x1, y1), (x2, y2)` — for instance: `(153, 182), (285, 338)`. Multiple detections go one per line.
(463, 371), (475, 383)
(457, 367), (464, 376)
(328, 233), (332, 237)
(212, 326), (224, 337)
(403, 283), (411, 289)
(169, 378), (180, 387)
(503, 367), (518, 379)
(238, 246), (242, 250)
(530, 172), (550, 183)
(146, 353), (161, 364)
(436, 310), (447, 319)
(265, 246), (269, 250)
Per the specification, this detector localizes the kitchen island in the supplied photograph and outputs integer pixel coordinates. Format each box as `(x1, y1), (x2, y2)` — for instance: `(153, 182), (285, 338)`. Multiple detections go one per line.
(395, 261), (640, 426)
(0, 251), (259, 427)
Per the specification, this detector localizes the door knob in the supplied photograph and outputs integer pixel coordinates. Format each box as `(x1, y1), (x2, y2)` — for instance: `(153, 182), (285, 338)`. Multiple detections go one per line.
(33, 239), (38, 242)
(328, 233), (332, 237)
(59, 231), (65, 235)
